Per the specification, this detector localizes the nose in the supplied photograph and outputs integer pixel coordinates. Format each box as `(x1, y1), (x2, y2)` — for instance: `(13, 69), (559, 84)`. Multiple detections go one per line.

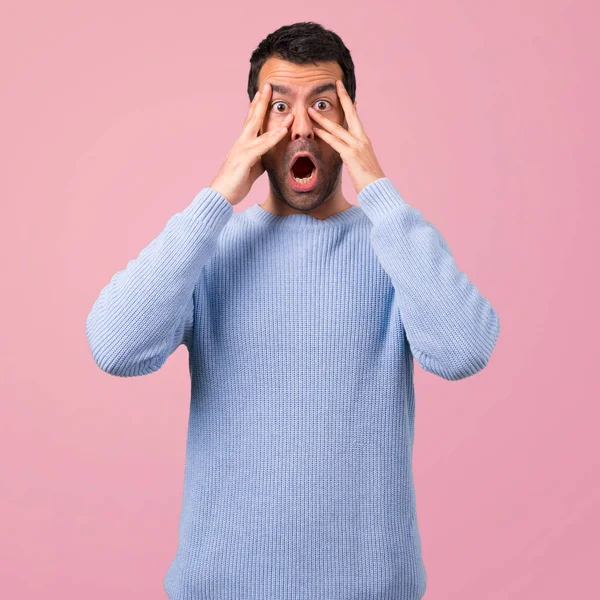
(289, 107), (314, 141)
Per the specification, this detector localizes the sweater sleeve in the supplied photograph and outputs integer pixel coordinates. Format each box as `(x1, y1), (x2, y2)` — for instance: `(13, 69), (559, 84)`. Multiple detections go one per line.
(358, 177), (500, 381)
(85, 187), (233, 377)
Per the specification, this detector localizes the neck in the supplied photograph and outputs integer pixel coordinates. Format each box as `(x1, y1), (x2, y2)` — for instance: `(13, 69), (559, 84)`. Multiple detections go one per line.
(260, 181), (353, 220)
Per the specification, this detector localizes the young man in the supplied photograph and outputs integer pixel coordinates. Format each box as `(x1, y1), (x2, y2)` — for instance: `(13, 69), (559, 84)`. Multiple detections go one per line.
(86, 21), (500, 600)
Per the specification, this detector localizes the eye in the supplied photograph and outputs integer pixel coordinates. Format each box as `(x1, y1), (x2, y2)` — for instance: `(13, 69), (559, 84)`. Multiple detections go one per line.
(313, 99), (332, 111)
(272, 101), (288, 113)
(271, 99), (333, 113)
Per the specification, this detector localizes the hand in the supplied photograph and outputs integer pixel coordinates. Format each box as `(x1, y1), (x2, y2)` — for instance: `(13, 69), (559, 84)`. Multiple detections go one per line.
(307, 79), (386, 194)
(210, 83), (295, 205)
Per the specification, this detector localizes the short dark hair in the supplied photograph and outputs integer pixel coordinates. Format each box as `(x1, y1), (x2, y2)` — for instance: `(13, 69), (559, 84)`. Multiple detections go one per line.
(247, 22), (356, 103)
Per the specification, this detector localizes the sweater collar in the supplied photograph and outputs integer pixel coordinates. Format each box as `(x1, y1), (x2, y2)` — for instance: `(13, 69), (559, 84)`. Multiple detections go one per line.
(243, 203), (363, 229)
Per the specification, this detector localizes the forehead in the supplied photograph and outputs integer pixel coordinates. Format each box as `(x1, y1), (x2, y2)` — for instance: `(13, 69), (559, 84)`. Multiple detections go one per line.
(257, 57), (343, 94)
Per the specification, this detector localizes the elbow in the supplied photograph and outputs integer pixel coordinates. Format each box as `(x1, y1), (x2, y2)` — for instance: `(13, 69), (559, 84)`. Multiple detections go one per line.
(414, 311), (501, 381)
(88, 342), (164, 377)
(86, 311), (164, 377)
(414, 348), (494, 381)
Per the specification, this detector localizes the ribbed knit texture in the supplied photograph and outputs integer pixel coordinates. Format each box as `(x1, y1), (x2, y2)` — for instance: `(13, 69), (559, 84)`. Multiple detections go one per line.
(86, 177), (500, 600)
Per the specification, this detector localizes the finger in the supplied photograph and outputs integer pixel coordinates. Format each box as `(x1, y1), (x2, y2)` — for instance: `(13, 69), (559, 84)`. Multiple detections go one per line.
(247, 83), (273, 138)
(242, 89), (263, 128)
(312, 125), (347, 155)
(335, 80), (366, 137)
(250, 116), (294, 153)
(308, 106), (357, 148)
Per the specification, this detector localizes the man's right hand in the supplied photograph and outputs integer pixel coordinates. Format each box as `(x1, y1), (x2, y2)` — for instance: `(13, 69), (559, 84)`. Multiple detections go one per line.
(210, 83), (295, 206)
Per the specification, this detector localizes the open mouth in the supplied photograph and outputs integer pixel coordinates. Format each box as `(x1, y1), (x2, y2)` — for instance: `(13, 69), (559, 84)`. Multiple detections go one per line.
(291, 155), (316, 181)
(289, 154), (318, 191)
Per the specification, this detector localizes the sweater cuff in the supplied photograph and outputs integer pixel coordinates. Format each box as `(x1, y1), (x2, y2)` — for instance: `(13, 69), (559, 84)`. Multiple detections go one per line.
(181, 186), (234, 236)
(357, 177), (410, 226)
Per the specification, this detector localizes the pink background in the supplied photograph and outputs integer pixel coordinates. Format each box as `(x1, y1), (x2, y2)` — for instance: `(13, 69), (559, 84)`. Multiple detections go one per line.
(2, 1), (598, 598)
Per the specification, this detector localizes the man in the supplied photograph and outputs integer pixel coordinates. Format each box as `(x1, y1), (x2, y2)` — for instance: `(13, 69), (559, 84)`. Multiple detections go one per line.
(86, 21), (500, 600)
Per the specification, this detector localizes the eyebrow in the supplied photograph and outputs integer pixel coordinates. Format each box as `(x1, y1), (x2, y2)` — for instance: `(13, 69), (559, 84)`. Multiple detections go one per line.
(268, 82), (337, 97)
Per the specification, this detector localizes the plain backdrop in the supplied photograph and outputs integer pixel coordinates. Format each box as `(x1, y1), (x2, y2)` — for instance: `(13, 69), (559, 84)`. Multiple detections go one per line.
(1, 1), (598, 598)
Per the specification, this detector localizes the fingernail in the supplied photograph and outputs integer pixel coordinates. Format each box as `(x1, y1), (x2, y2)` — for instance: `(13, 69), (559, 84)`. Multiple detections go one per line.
(263, 83), (269, 92)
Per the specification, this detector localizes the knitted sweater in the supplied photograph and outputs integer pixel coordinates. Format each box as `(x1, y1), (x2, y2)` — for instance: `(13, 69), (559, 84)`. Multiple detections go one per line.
(86, 177), (500, 600)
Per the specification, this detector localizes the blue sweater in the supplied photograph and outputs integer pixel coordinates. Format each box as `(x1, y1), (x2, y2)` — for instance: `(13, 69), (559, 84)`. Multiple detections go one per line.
(86, 177), (500, 600)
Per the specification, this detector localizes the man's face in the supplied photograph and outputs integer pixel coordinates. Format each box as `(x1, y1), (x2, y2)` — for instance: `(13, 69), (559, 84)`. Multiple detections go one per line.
(257, 57), (349, 212)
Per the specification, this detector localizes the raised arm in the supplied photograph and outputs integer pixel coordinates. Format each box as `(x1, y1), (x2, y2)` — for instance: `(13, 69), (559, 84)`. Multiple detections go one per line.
(85, 187), (233, 377)
(87, 81), (297, 377)
(358, 177), (500, 381)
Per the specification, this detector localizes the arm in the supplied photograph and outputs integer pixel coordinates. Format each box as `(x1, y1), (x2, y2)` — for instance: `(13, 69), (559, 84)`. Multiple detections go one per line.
(85, 187), (233, 377)
(358, 177), (500, 381)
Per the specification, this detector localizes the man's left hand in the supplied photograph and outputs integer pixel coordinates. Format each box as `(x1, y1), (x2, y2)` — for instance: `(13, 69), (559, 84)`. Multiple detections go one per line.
(308, 79), (386, 194)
